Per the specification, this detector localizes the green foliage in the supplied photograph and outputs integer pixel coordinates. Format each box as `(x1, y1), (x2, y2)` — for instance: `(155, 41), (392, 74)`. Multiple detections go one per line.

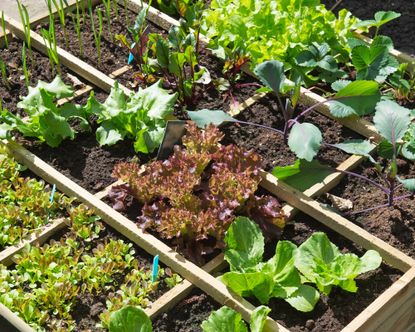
(118, 6), (209, 106)
(221, 218), (382, 310)
(329, 80), (381, 118)
(288, 123), (322, 162)
(188, 109), (236, 127)
(271, 159), (334, 192)
(202, 0), (357, 70)
(351, 36), (399, 83)
(201, 305), (270, 332)
(221, 217), (319, 311)
(110, 123), (286, 263)
(86, 80), (177, 153)
(295, 233), (382, 295)
(0, 207), (179, 331)
(355, 11), (401, 36)
(109, 306), (152, 332)
(0, 152), (72, 250)
(0, 76), (90, 147)
(202, 306), (248, 332)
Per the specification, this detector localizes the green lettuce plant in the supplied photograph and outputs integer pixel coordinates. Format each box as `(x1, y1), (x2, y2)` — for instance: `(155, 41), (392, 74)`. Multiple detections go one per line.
(109, 306), (152, 332)
(85, 80), (177, 153)
(295, 232), (382, 295)
(201, 0), (357, 72)
(220, 217), (319, 312)
(0, 151), (72, 250)
(220, 217), (382, 310)
(0, 76), (91, 147)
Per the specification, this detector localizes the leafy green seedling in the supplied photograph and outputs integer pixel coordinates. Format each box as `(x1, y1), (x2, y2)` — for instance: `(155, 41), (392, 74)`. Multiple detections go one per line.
(21, 42), (30, 88)
(0, 59), (11, 90)
(71, 0), (84, 57)
(350, 36), (399, 83)
(221, 217), (382, 310)
(16, 0), (32, 58)
(1, 11), (8, 49)
(0, 76), (91, 147)
(50, 0), (69, 49)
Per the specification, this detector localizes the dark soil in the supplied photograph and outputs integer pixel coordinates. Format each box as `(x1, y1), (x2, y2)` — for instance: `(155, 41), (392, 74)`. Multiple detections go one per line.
(0, 38), (87, 115)
(0, 317), (18, 332)
(26, 130), (145, 194)
(321, 0), (415, 56)
(152, 289), (219, 332)
(222, 94), (363, 171)
(263, 212), (402, 331)
(22, 90), (151, 193)
(320, 156), (415, 259)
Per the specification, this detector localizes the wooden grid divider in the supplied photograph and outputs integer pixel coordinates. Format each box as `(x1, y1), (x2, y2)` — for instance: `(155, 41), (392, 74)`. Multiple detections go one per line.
(1, 4), (415, 331)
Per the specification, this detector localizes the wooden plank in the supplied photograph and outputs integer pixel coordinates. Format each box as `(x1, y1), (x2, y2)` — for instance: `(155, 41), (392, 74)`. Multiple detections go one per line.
(146, 253), (226, 319)
(3, 141), (285, 332)
(0, 303), (33, 332)
(228, 92), (268, 117)
(260, 171), (415, 272)
(343, 267), (415, 331)
(3, 14), (131, 95)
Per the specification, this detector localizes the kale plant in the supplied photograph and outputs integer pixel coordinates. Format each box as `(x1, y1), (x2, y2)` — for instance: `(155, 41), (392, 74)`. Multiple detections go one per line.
(333, 100), (415, 213)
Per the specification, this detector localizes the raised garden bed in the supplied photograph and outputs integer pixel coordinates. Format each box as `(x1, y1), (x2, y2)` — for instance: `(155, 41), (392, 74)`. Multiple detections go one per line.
(1, 1), (415, 331)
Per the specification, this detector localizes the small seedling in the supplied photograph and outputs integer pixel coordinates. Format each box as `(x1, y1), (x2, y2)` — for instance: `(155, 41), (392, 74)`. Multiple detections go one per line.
(90, 3), (104, 65)
(72, 0), (84, 57)
(102, 0), (113, 41)
(16, 0), (32, 59)
(1, 11), (8, 49)
(50, 0), (69, 49)
(0, 59), (11, 90)
(21, 42), (30, 88)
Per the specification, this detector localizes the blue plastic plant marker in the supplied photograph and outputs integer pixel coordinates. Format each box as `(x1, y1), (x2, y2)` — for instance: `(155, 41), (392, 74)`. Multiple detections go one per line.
(151, 255), (159, 282)
(128, 42), (136, 65)
(49, 184), (56, 203)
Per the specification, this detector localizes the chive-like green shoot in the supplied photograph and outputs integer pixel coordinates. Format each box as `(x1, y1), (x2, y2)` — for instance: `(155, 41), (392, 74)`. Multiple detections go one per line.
(16, 0), (32, 59)
(102, 0), (113, 41)
(1, 11), (8, 49)
(90, 3), (104, 65)
(22, 42), (30, 88)
(41, 14), (61, 76)
(72, 0), (84, 57)
(0, 59), (11, 90)
(51, 0), (69, 49)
